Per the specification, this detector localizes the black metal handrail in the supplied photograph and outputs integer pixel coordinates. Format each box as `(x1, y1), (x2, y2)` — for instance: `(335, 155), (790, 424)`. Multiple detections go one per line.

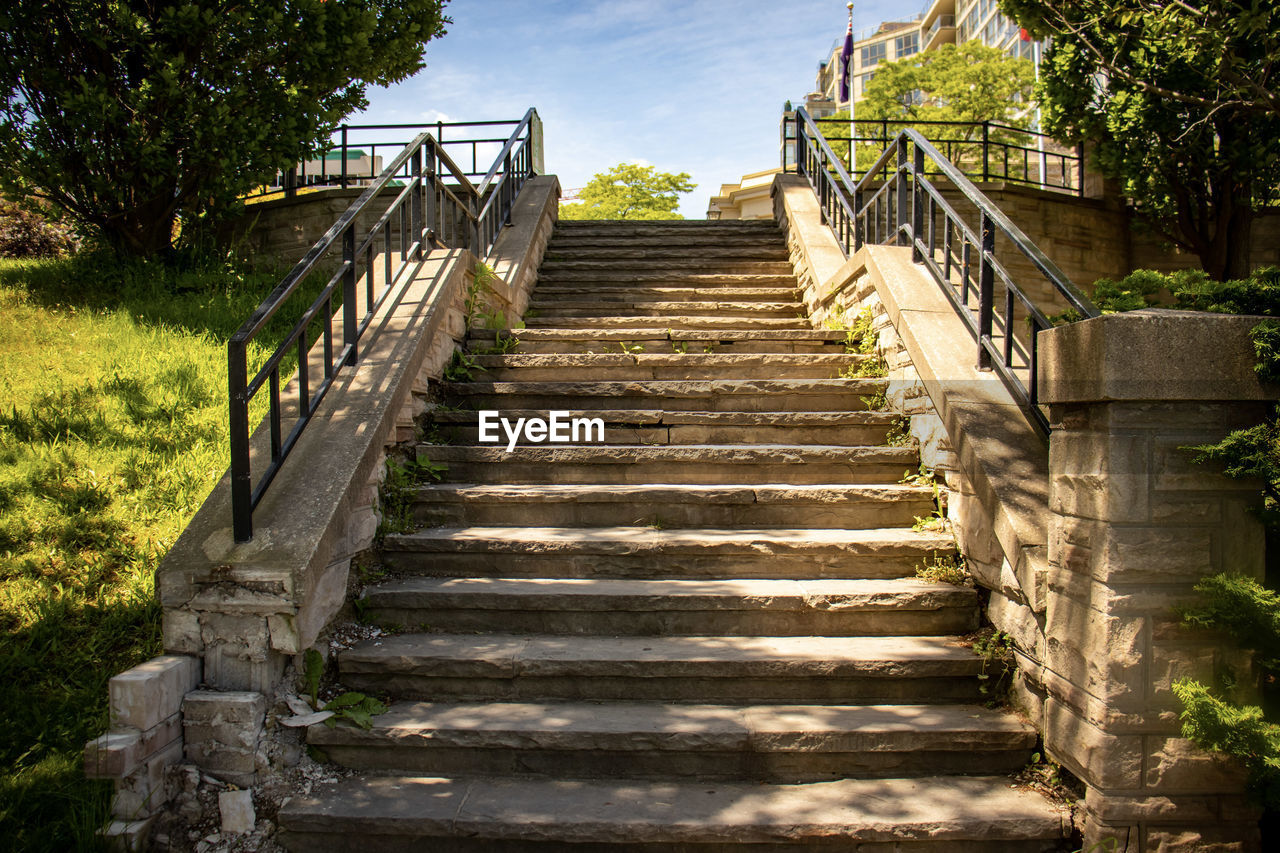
(228, 108), (539, 542)
(248, 118), (531, 202)
(784, 113), (1085, 195)
(789, 106), (1099, 434)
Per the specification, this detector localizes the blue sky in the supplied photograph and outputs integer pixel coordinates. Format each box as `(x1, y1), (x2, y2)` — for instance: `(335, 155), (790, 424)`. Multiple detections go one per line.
(354, 0), (909, 216)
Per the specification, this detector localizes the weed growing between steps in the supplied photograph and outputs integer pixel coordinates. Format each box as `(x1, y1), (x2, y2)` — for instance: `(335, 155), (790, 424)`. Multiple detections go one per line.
(970, 628), (1017, 706)
(827, 306), (889, 379)
(0, 254), (326, 852)
(916, 552), (971, 586)
(376, 455), (447, 540)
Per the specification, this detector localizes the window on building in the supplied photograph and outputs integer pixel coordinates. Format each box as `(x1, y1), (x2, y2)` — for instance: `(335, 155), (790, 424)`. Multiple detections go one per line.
(861, 41), (886, 68)
(894, 32), (919, 58)
(858, 71), (876, 95)
(901, 89), (926, 107)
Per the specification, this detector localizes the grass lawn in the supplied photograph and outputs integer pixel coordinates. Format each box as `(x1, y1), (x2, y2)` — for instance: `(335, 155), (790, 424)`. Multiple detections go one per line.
(0, 255), (312, 852)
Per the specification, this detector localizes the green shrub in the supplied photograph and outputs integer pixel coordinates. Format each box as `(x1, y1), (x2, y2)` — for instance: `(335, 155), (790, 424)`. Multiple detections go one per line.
(0, 200), (79, 258)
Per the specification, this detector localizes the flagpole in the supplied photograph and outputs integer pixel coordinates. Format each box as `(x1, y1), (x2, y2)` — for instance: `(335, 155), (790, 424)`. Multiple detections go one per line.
(847, 2), (856, 181)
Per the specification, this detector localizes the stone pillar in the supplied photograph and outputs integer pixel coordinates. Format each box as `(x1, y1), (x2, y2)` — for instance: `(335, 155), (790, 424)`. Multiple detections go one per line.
(1039, 309), (1273, 851)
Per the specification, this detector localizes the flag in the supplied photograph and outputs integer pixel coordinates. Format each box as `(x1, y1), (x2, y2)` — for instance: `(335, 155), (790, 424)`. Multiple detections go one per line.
(839, 21), (854, 103)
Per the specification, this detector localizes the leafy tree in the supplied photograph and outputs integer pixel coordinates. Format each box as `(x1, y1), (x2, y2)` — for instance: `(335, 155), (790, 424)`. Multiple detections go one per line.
(560, 163), (696, 220)
(0, 1), (450, 258)
(1001, 0), (1280, 280)
(821, 42), (1034, 176)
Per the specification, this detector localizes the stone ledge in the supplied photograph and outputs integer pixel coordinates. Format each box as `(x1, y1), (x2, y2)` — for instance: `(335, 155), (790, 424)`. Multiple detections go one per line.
(1040, 309), (1278, 403)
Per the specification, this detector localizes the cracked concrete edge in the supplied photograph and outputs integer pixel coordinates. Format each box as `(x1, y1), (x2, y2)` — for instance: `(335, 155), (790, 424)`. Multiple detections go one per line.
(155, 177), (561, 689)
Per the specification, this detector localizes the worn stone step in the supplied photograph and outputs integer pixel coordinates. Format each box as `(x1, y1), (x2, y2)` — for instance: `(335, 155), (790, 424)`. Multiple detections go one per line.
(525, 315), (813, 331)
(468, 352), (866, 381)
(466, 328), (850, 355)
(337, 633), (987, 703)
(406, 483), (932, 529)
(538, 259), (796, 275)
(541, 245), (790, 261)
(525, 301), (805, 319)
(552, 220), (781, 234)
(361, 577), (977, 637)
(428, 409), (898, 446)
(279, 773), (1070, 852)
(531, 286), (800, 302)
(533, 271), (798, 287)
(441, 378), (887, 413)
(415, 445), (915, 485)
(379, 526), (955, 580)
(306, 701), (1035, 781)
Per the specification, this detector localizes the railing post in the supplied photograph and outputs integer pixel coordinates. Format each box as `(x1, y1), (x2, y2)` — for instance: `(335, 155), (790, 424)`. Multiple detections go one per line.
(425, 140), (438, 242)
(795, 119), (806, 178)
(977, 212), (995, 370)
(343, 226), (358, 365)
(340, 125), (349, 190)
(1076, 141), (1085, 197)
(411, 147), (424, 260)
(284, 168), (297, 199)
(529, 110), (545, 175)
(854, 185), (864, 252)
(228, 341), (253, 543)
(981, 121), (990, 183)
(895, 136), (909, 247)
(911, 141), (925, 263)
(470, 194), (482, 257)
(503, 152), (513, 224)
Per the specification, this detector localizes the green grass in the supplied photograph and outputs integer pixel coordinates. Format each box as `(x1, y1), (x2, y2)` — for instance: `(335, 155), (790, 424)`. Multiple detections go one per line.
(0, 253), (316, 852)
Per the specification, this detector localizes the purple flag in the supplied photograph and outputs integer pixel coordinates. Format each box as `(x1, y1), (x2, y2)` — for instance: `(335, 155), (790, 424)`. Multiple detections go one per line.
(839, 26), (854, 103)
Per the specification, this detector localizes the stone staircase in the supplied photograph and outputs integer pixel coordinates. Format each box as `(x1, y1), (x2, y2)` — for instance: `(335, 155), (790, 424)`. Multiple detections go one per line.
(278, 220), (1070, 850)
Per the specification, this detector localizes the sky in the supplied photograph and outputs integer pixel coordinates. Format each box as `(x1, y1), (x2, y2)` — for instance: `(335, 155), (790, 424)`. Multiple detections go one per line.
(352, 0), (912, 217)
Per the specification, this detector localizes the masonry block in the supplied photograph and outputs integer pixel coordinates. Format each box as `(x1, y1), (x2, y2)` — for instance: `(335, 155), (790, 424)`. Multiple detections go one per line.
(111, 738), (183, 819)
(182, 690), (266, 785)
(84, 712), (181, 780)
(108, 655), (200, 732)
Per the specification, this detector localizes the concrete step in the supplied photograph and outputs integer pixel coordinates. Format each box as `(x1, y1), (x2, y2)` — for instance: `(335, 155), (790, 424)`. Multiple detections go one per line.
(428, 409), (898, 447)
(525, 315), (814, 331)
(537, 259), (796, 275)
(306, 701), (1035, 780)
(552, 220), (782, 234)
(531, 286), (800, 302)
(541, 245), (789, 261)
(440, 378), (888, 413)
(525, 301), (805, 318)
(467, 352), (867, 381)
(278, 774), (1069, 852)
(360, 577), (977, 637)
(414, 445), (917, 485)
(378, 526), (955, 580)
(466, 328), (850, 354)
(533, 271), (798, 287)
(406, 483), (933, 529)
(337, 633), (987, 703)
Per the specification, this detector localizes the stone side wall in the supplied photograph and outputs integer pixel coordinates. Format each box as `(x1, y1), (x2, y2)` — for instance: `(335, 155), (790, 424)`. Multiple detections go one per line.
(1040, 312), (1271, 851)
(84, 177), (560, 848)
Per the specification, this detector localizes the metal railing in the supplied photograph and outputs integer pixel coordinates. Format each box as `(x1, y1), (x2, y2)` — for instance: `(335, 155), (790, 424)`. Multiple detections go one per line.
(783, 113), (1084, 195)
(246, 119), (533, 202)
(925, 14), (956, 44)
(789, 106), (1098, 433)
(228, 109), (540, 542)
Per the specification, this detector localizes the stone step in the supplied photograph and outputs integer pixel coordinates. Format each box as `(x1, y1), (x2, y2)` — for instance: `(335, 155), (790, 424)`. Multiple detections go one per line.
(440, 378), (887, 412)
(360, 577), (977, 637)
(414, 445), (916, 485)
(337, 633), (987, 703)
(537, 259), (796, 275)
(306, 701), (1035, 781)
(541, 245), (790, 260)
(525, 301), (805, 318)
(531, 286), (801, 302)
(466, 328), (849, 355)
(533, 271), (798, 286)
(278, 774), (1068, 852)
(378, 526), (954, 580)
(428, 409), (898, 446)
(525, 315), (813, 330)
(467, 352), (865, 381)
(406, 483), (932, 529)
(552, 220), (781, 234)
